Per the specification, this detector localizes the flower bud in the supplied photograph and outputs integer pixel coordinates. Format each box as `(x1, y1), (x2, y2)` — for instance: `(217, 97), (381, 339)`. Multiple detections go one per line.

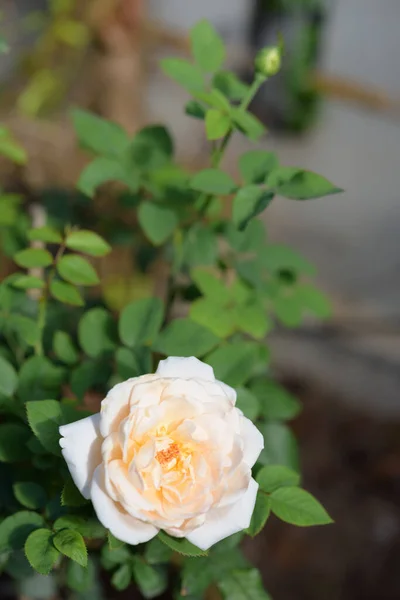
(255, 46), (282, 77)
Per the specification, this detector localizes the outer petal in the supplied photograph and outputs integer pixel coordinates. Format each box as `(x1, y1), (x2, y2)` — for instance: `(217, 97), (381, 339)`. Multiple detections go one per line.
(240, 416), (264, 467)
(59, 414), (102, 499)
(216, 381), (237, 405)
(100, 379), (133, 437)
(156, 357), (215, 381)
(186, 478), (259, 550)
(90, 465), (158, 545)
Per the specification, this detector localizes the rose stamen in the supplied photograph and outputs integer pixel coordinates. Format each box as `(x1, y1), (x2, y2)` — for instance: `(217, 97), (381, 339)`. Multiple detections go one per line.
(156, 442), (180, 466)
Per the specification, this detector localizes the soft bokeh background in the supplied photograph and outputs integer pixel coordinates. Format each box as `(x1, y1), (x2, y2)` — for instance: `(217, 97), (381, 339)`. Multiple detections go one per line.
(1, 1), (400, 599)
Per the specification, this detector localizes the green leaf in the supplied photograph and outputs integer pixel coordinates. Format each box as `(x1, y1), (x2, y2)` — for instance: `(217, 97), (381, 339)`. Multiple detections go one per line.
(160, 58), (204, 93)
(18, 356), (65, 402)
(261, 244), (316, 276)
(0, 193), (22, 225)
(50, 280), (84, 306)
(66, 230), (111, 257)
(250, 379), (302, 420)
(235, 301), (271, 339)
(138, 202), (178, 245)
(66, 558), (96, 592)
(235, 388), (260, 421)
(225, 219), (265, 254)
(24, 529), (59, 575)
(112, 563), (131, 591)
(26, 399), (71, 456)
(9, 314), (40, 346)
(270, 168), (343, 200)
(258, 422), (299, 471)
(181, 547), (247, 597)
(212, 71), (250, 101)
(0, 424), (30, 462)
(272, 295), (302, 327)
(3, 549), (32, 580)
(11, 275), (45, 290)
(193, 89), (231, 111)
(190, 298), (236, 338)
(0, 355), (18, 397)
(182, 225), (218, 268)
(192, 268), (231, 302)
(57, 254), (99, 286)
(218, 568), (272, 600)
(53, 331), (79, 365)
(61, 477), (88, 508)
(247, 492), (270, 537)
(190, 169), (236, 195)
(270, 487), (333, 526)
(70, 358), (111, 400)
(53, 529), (87, 567)
(119, 297), (164, 348)
(0, 511), (44, 553)
(206, 342), (259, 387)
(158, 531), (207, 557)
(144, 537), (173, 565)
(190, 20), (225, 72)
(233, 186), (274, 230)
(185, 100), (206, 120)
(101, 541), (129, 570)
(129, 125), (174, 170)
(205, 109), (231, 140)
(78, 307), (116, 358)
(28, 226), (63, 244)
(132, 557), (167, 599)
(13, 482), (47, 509)
(115, 347), (141, 379)
(107, 531), (126, 551)
(239, 151), (278, 184)
(71, 108), (129, 158)
(295, 284), (332, 319)
(267, 166), (301, 188)
(14, 248), (53, 268)
(77, 156), (135, 197)
(256, 465), (301, 493)
(54, 515), (105, 539)
(154, 318), (219, 357)
(232, 109), (266, 140)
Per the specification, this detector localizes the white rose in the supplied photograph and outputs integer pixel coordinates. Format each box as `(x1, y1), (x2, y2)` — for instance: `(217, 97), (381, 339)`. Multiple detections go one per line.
(59, 356), (264, 550)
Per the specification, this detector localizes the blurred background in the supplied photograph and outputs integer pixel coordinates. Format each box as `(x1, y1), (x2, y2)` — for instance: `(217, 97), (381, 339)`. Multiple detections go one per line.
(1, 1), (400, 599)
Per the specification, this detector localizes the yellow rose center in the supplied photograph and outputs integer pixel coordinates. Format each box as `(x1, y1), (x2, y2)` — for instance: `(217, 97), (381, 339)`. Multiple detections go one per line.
(155, 442), (180, 466)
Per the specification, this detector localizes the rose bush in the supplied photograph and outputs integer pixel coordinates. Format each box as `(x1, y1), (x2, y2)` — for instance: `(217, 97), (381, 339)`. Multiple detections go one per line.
(0, 18), (337, 598)
(59, 356), (264, 550)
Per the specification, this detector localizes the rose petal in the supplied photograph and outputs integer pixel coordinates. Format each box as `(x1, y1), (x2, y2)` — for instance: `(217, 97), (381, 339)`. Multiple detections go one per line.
(59, 414), (102, 499)
(156, 357), (215, 381)
(186, 478), (258, 550)
(100, 375), (160, 438)
(240, 416), (264, 467)
(216, 381), (237, 405)
(90, 465), (158, 545)
(100, 379), (134, 438)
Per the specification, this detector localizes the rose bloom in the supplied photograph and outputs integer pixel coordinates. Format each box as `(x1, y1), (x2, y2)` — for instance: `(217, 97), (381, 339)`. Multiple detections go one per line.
(59, 357), (264, 550)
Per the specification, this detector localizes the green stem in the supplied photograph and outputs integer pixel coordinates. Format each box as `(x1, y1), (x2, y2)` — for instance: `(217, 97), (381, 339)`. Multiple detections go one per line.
(35, 240), (66, 356)
(35, 296), (47, 356)
(199, 73), (267, 215)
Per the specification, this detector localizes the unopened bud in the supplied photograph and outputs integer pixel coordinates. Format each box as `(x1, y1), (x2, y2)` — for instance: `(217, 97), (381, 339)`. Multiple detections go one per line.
(254, 46), (282, 77)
